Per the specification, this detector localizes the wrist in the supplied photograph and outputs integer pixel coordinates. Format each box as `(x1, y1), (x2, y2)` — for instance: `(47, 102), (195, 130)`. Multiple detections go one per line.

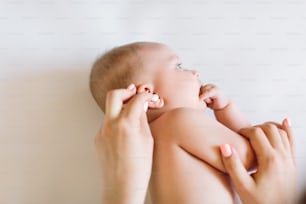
(102, 178), (148, 204)
(102, 183), (148, 204)
(214, 100), (232, 112)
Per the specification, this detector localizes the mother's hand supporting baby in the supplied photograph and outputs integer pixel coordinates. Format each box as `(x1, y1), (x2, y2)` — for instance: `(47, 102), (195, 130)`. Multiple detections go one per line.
(220, 119), (297, 204)
(96, 84), (160, 204)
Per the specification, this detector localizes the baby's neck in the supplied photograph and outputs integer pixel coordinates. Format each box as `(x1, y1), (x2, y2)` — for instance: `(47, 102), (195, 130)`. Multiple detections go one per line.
(147, 104), (207, 124)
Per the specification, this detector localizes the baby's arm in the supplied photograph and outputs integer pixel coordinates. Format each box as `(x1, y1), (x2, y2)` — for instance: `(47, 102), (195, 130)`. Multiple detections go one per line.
(214, 100), (250, 132)
(200, 84), (250, 132)
(162, 108), (255, 173)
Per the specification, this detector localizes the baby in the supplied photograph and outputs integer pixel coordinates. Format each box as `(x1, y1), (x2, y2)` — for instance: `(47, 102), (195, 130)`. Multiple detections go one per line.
(90, 42), (255, 204)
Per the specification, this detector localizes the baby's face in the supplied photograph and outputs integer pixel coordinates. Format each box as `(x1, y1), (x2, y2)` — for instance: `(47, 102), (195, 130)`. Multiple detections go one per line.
(138, 43), (206, 110)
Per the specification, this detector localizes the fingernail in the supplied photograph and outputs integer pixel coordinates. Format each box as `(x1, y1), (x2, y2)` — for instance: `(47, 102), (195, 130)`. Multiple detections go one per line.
(286, 117), (292, 127)
(143, 102), (149, 112)
(220, 144), (232, 157)
(127, 84), (135, 91)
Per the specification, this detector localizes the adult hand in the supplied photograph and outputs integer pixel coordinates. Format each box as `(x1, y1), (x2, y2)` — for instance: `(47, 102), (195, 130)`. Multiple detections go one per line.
(96, 84), (162, 204)
(220, 118), (297, 204)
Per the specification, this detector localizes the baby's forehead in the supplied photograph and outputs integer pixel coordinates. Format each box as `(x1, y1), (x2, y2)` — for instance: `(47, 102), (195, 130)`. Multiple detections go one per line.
(139, 42), (167, 51)
(140, 43), (177, 58)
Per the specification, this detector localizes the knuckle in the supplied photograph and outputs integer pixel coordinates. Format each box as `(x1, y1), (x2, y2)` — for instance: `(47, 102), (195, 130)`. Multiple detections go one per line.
(279, 150), (289, 160)
(224, 158), (233, 170)
(106, 90), (117, 99)
(117, 117), (131, 130)
(279, 129), (287, 137)
(263, 123), (275, 130)
(263, 123), (270, 128)
(266, 151), (280, 165)
(225, 156), (237, 172)
(251, 127), (262, 135)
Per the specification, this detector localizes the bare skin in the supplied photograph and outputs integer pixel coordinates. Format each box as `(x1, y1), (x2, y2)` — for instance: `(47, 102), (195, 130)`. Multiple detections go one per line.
(97, 87), (297, 204)
(221, 119), (297, 204)
(134, 43), (255, 203)
(95, 42), (298, 204)
(97, 84), (163, 204)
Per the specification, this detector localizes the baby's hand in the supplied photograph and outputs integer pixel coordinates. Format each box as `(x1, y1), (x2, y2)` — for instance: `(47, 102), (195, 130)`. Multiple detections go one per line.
(199, 84), (230, 110)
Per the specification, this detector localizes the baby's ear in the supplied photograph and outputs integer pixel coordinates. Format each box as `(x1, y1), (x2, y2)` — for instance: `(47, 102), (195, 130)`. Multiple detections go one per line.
(137, 84), (154, 94)
(137, 84), (164, 109)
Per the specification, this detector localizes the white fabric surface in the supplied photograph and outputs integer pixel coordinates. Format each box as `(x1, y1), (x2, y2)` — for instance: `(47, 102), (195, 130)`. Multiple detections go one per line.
(0, 1), (305, 203)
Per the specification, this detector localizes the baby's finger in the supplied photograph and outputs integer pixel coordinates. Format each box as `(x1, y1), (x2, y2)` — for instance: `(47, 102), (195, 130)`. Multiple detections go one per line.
(201, 83), (215, 89)
(204, 98), (212, 104)
(105, 85), (137, 120)
(199, 84), (214, 95)
(200, 83), (214, 89)
(200, 88), (217, 101)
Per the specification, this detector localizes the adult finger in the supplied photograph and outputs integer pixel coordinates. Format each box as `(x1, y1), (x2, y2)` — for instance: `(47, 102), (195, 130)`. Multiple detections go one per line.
(282, 118), (296, 164)
(105, 86), (137, 120)
(278, 128), (290, 152)
(239, 127), (272, 164)
(256, 121), (283, 129)
(260, 123), (283, 150)
(220, 144), (254, 195)
(122, 92), (153, 121)
(255, 121), (290, 153)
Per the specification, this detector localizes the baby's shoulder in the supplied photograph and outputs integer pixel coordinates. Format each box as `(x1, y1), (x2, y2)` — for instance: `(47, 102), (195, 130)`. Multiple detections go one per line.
(150, 108), (210, 139)
(150, 108), (214, 143)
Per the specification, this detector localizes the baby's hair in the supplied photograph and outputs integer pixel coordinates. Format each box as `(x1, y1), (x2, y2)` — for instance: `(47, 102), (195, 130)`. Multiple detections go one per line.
(89, 42), (145, 113)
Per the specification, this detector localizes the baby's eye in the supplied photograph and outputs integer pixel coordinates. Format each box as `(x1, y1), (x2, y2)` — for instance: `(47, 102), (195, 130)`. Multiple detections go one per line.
(176, 63), (183, 70)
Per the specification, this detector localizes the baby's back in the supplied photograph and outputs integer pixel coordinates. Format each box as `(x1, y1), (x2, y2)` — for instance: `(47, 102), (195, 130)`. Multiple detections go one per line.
(149, 108), (235, 204)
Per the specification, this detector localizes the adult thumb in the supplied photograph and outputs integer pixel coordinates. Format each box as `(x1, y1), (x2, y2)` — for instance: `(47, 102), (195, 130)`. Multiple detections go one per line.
(220, 144), (253, 195)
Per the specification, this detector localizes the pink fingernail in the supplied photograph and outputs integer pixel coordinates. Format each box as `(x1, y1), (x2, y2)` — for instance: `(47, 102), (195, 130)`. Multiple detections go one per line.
(143, 102), (148, 112)
(220, 144), (232, 157)
(286, 118), (292, 127)
(127, 84), (135, 91)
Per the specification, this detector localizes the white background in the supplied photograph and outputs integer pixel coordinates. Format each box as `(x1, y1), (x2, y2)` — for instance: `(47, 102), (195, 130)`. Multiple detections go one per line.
(0, 1), (305, 203)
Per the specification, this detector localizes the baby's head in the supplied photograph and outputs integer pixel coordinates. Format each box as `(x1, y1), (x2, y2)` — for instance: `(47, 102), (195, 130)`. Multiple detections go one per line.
(90, 42), (205, 118)
(90, 42), (144, 112)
